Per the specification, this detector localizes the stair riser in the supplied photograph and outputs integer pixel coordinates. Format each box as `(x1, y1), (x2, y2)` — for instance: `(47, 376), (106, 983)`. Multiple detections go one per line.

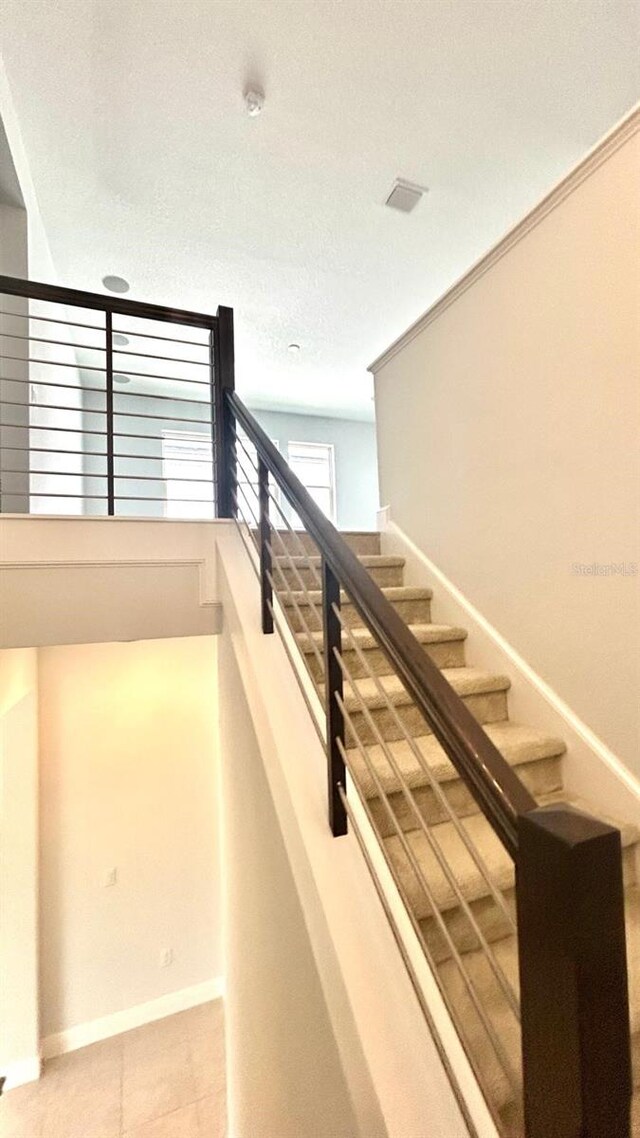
(422, 889), (518, 965)
(367, 754), (564, 836)
(273, 530), (380, 555)
(283, 595), (432, 633)
(345, 689), (508, 748)
(304, 635), (466, 682)
(408, 839), (638, 925)
(277, 562), (404, 589)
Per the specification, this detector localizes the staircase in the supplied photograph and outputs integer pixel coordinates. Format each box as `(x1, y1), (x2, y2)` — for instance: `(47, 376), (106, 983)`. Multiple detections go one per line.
(275, 529), (640, 1136)
(4, 269), (632, 1135)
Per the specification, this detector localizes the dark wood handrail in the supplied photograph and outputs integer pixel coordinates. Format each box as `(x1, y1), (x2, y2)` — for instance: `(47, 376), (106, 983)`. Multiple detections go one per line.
(227, 389), (537, 857)
(0, 274), (217, 328)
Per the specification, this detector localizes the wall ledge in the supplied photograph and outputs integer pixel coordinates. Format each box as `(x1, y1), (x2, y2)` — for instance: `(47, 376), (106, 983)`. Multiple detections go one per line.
(369, 103), (640, 373)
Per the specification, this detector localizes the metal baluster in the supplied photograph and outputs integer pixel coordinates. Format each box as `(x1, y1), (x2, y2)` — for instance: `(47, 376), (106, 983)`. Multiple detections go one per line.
(258, 456), (274, 634)
(105, 310), (115, 515)
(322, 557), (347, 836)
(214, 305), (235, 518)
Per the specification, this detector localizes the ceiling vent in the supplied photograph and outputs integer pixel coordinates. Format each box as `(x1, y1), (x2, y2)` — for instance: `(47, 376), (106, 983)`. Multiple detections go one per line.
(385, 179), (428, 213)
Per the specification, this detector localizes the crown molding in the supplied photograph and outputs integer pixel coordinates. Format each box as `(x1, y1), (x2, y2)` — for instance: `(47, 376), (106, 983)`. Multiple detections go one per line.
(369, 104), (640, 374)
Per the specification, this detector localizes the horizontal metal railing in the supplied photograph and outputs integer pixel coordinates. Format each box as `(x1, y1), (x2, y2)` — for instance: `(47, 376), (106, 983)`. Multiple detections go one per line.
(0, 274), (233, 518)
(227, 388), (536, 855)
(230, 427), (522, 1107)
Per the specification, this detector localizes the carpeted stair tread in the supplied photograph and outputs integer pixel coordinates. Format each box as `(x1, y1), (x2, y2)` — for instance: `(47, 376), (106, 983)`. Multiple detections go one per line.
(271, 529), (380, 555)
(384, 791), (639, 922)
(277, 553), (405, 570)
(281, 583), (433, 607)
(332, 666), (510, 713)
(296, 621), (467, 654)
(438, 898), (640, 1125)
(347, 720), (566, 800)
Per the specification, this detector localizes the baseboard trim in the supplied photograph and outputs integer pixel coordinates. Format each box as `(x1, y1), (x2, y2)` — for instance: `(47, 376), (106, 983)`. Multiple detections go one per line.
(1, 1055), (42, 1090)
(380, 513), (640, 814)
(41, 977), (225, 1060)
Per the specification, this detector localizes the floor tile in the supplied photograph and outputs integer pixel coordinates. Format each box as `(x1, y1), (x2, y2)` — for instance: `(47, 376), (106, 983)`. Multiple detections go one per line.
(188, 1001), (223, 1037)
(123, 1101), (200, 1138)
(42, 1086), (121, 1138)
(197, 1094), (227, 1138)
(122, 1012), (190, 1061)
(39, 1038), (122, 1138)
(0, 1080), (43, 1138)
(122, 1039), (196, 1131)
(0, 1002), (226, 1138)
(188, 1000), (226, 1101)
(190, 1032), (225, 1100)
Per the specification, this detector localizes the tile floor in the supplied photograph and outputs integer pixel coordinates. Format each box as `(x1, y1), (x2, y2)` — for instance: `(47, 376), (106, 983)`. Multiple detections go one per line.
(0, 1001), (226, 1138)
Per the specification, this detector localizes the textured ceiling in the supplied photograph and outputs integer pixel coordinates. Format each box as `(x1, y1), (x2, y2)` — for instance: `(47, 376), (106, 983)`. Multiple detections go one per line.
(0, 0), (638, 419)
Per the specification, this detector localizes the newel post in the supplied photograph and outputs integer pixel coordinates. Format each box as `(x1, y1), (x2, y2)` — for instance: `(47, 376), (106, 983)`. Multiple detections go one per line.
(516, 802), (632, 1138)
(213, 305), (235, 518)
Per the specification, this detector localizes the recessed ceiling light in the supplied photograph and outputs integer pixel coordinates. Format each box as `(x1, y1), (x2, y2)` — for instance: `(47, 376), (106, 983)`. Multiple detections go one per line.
(102, 275), (130, 294)
(288, 343), (301, 353)
(113, 333), (129, 347)
(385, 179), (428, 213)
(114, 374), (130, 384)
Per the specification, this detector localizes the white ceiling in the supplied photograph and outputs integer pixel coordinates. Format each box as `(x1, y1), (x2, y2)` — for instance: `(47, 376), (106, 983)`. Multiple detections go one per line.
(0, 0), (638, 420)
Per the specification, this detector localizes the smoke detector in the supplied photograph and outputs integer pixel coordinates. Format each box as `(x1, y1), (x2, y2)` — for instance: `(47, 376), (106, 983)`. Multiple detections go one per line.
(384, 179), (428, 213)
(244, 88), (264, 117)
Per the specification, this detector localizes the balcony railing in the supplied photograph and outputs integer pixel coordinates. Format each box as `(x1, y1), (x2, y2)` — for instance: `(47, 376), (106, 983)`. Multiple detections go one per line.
(0, 274), (233, 518)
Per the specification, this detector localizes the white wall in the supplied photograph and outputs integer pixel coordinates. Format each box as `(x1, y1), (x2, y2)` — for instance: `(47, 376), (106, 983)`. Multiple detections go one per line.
(373, 115), (640, 776)
(218, 626), (361, 1138)
(38, 636), (221, 1043)
(0, 648), (39, 1086)
(0, 100), (86, 514)
(0, 201), (29, 512)
(216, 526), (476, 1138)
(1, 96), (98, 516)
(251, 408), (379, 531)
(0, 63), (55, 283)
(0, 201), (27, 271)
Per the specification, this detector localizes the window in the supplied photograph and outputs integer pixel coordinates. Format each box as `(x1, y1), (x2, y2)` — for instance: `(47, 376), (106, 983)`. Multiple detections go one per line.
(161, 430), (213, 518)
(288, 441), (336, 524)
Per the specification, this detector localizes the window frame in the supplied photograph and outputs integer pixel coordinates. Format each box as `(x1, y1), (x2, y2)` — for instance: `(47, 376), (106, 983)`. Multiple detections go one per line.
(287, 439), (337, 524)
(160, 428), (214, 518)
